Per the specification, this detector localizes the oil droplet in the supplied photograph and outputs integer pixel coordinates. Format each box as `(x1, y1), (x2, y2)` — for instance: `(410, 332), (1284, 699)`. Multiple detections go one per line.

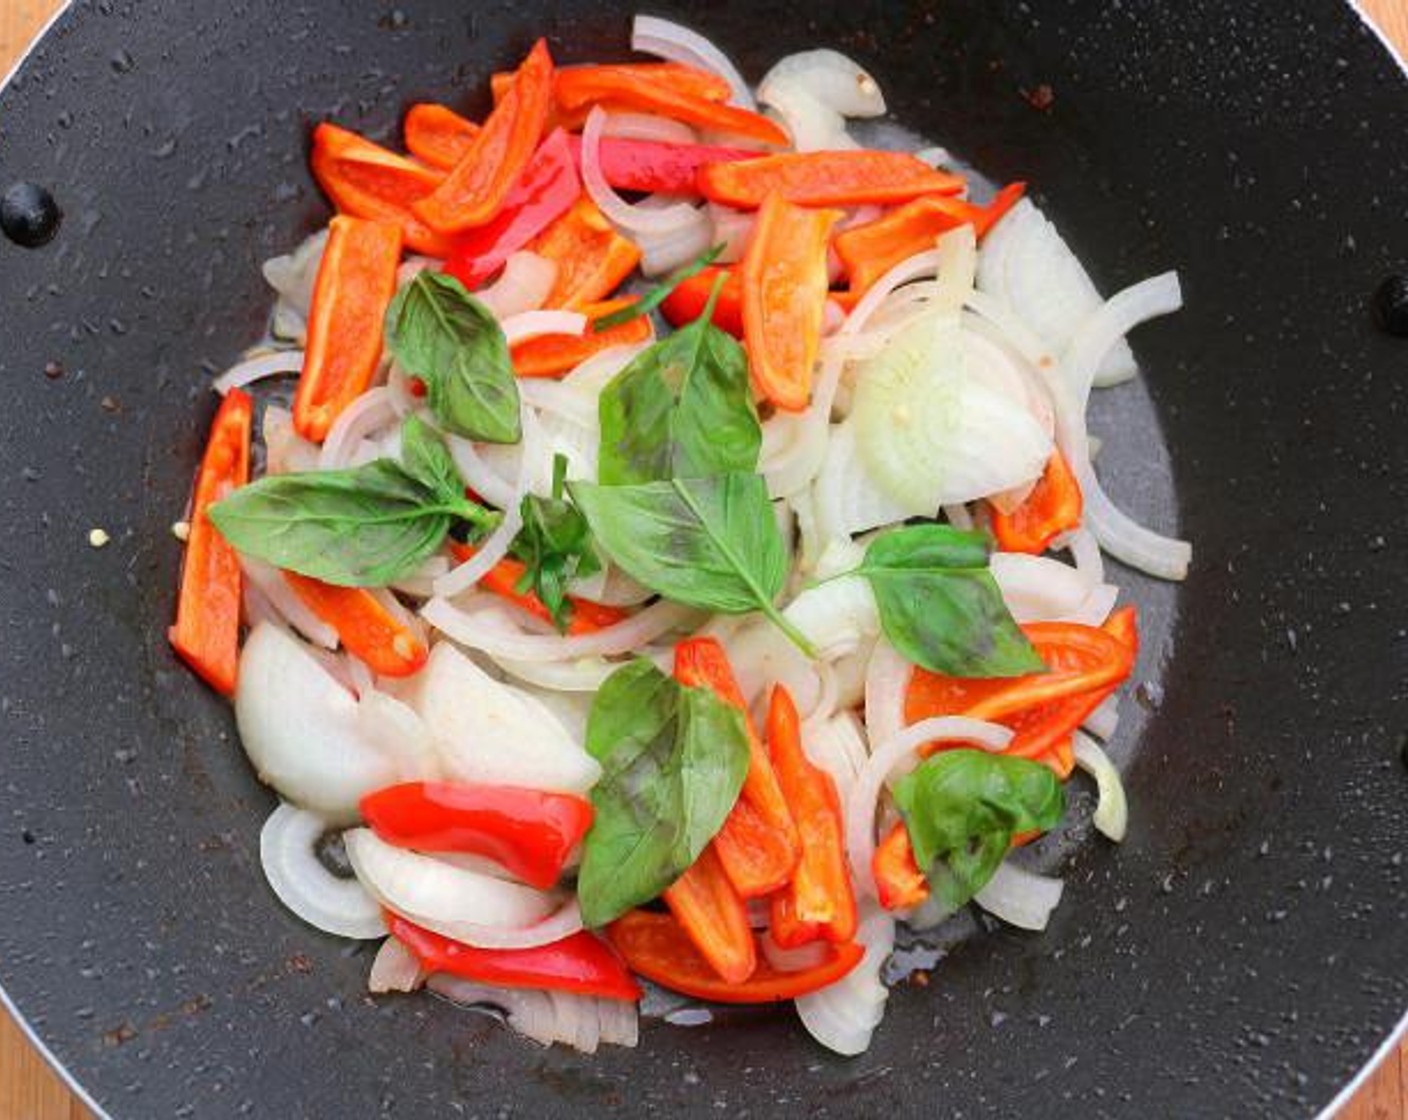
(1, 182), (61, 248)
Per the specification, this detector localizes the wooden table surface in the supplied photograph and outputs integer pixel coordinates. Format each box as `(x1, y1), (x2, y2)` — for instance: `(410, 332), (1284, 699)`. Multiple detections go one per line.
(0, 0), (1405, 1116)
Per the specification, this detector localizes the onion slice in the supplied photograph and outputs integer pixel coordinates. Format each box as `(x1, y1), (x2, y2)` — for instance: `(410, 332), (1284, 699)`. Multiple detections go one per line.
(631, 15), (756, 109)
(213, 349), (305, 395)
(369, 936), (426, 993)
(260, 803), (385, 940)
(581, 108), (704, 235)
(973, 860), (1065, 931)
(1072, 732), (1128, 841)
(318, 386), (399, 470)
(501, 310), (587, 346)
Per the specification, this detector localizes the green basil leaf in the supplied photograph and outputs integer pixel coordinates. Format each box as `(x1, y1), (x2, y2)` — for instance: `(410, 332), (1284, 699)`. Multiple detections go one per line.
(892, 749), (1065, 910)
(570, 473), (812, 653)
(385, 271), (521, 444)
(597, 302), (760, 485)
(857, 524), (1045, 677)
(509, 455), (602, 632)
(576, 659), (750, 927)
(399, 414), (467, 505)
(591, 242), (724, 332)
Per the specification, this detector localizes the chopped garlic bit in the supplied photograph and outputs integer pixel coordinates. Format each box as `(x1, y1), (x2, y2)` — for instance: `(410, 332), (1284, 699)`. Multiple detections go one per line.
(171, 520), (191, 542)
(88, 528), (110, 549)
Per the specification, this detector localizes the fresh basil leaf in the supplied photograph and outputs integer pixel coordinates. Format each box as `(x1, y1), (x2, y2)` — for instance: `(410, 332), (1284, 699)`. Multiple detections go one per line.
(509, 454), (601, 632)
(570, 473), (813, 653)
(857, 524), (1045, 677)
(892, 749), (1065, 910)
(591, 242), (724, 332)
(576, 658), (750, 927)
(399, 414), (467, 505)
(385, 271), (521, 444)
(597, 297), (760, 485)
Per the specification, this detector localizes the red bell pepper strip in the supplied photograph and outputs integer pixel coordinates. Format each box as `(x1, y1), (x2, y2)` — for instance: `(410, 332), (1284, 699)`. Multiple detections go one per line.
(700, 150), (966, 209)
(673, 638), (800, 898)
(989, 448), (1083, 555)
(662, 845), (757, 984)
(563, 134), (759, 196)
(834, 182), (1027, 295)
(448, 542), (628, 635)
(292, 216), (404, 442)
(310, 123), (455, 258)
(441, 129), (581, 289)
(906, 611), (1138, 763)
(529, 198), (642, 310)
(765, 687), (858, 947)
(387, 912), (642, 1001)
(872, 820), (930, 912)
(510, 297), (653, 378)
(282, 574), (429, 678)
(554, 65), (787, 147)
(403, 103), (480, 170)
(361, 781), (593, 890)
(168, 389), (252, 696)
(607, 911), (863, 1003)
(659, 265), (744, 338)
(494, 61), (734, 110)
(415, 39), (555, 234)
(742, 193), (841, 411)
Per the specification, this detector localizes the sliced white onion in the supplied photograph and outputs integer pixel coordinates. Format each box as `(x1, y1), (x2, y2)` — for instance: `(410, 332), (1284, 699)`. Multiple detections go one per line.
(1063, 582), (1119, 627)
(1062, 271), (1182, 416)
(582, 108), (704, 234)
(1072, 732), (1128, 841)
(368, 936), (426, 993)
(1062, 527), (1106, 586)
(761, 935), (829, 973)
(475, 251), (557, 318)
(318, 386), (399, 469)
(389, 555), (452, 599)
(828, 636), (874, 711)
(863, 640), (913, 761)
(989, 552), (1094, 623)
(600, 110), (696, 144)
(435, 405), (541, 597)
(795, 905), (893, 1056)
(634, 206), (715, 277)
(262, 405), (321, 475)
(446, 434), (517, 511)
(423, 595), (696, 662)
(782, 575), (879, 660)
(429, 974), (638, 1051)
(490, 654), (621, 693)
(799, 710), (870, 789)
(213, 349), (305, 396)
(708, 203), (754, 263)
(260, 803), (385, 940)
(517, 378), (598, 426)
(263, 228), (328, 319)
(501, 310), (587, 346)
(238, 556), (339, 648)
(1082, 694), (1121, 741)
(973, 860), (1065, 931)
(760, 50), (885, 117)
(846, 717), (1014, 899)
(759, 80), (855, 151)
(943, 503), (974, 530)
(631, 14), (756, 109)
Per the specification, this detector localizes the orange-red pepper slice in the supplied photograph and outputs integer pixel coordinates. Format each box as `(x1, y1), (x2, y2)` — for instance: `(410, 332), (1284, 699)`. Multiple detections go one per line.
(872, 820), (930, 912)
(700, 150), (966, 209)
(662, 845), (757, 984)
(292, 215), (403, 442)
(765, 687), (858, 947)
(659, 265), (744, 338)
(169, 389), (252, 696)
(403, 103), (480, 171)
(282, 573), (429, 677)
(990, 448), (1084, 555)
(415, 39), (554, 234)
(608, 911), (863, 1003)
(510, 297), (654, 378)
(742, 193), (841, 411)
(674, 637), (800, 898)
(528, 197), (642, 310)
(310, 123), (455, 258)
(554, 65), (787, 147)
(448, 542), (627, 635)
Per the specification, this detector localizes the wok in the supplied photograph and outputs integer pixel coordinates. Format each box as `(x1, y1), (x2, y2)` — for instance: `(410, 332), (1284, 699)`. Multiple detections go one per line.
(0, 1), (1404, 1116)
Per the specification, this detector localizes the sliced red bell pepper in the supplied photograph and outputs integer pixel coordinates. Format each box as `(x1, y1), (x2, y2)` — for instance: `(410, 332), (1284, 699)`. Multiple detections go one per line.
(673, 638), (800, 898)
(403, 103), (480, 171)
(660, 265), (744, 337)
(440, 129), (581, 289)
(834, 182), (1027, 295)
(493, 60), (734, 112)
(169, 388), (252, 696)
(989, 448), (1083, 555)
(415, 39), (555, 234)
(608, 911), (863, 1003)
(529, 197), (642, 310)
(742, 193), (840, 411)
(510, 297), (653, 378)
(700, 150), (966, 210)
(292, 215), (404, 441)
(765, 687), (858, 947)
(387, 911), (641, 1001)
(310, 122), (455, 258)
(361, 781), (593, 890)
(873, 820), (929, 912)
(282, 573), (428, 678)
(906, 612), (1138, 763)
(448, 542), (628, 635)
(554, 65), (787, 147)
(563, 134), (758, 196)
(662, 845), (757, 984)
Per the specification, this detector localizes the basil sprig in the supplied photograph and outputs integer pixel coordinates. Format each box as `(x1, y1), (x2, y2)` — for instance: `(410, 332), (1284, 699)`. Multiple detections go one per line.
(577, 659), (750, 927)
(507, 454), (601, 633)
(385, 271), (521, 444)
(570, 472), (815, 655)
(209, 416), (496, 587)
(893, 749), (1065, 910)
(591, 242), (725, 333)
(854, 525), (1045, 678)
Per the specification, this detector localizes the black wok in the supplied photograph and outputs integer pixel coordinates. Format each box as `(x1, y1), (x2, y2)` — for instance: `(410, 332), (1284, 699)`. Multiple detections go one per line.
(0, 1), (1404, 1116)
